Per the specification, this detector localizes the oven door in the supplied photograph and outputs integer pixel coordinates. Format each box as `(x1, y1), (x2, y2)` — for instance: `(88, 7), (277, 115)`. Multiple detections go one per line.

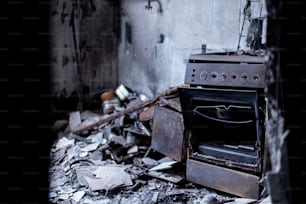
(179, 87), (263, 171)
(151, 106), (186, 162)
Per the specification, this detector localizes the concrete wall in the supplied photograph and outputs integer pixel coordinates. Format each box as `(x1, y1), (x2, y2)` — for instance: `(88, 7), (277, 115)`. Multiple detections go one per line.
(49, 0), (119, 111)
(118, 0), (267, 97)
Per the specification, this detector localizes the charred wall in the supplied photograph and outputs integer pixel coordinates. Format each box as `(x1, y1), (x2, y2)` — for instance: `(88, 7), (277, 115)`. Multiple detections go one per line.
(49, 0), (119, 114)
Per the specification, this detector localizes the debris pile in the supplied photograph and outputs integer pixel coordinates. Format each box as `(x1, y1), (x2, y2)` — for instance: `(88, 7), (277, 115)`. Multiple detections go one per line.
(49, 84), (271, 204)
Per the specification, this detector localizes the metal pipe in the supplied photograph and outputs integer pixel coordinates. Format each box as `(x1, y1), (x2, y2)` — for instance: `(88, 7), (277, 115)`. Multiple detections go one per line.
(145, 0), (163, 13)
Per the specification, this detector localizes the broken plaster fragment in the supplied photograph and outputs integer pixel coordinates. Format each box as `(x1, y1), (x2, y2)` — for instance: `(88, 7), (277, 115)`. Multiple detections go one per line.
(226, 198), (257, 204)
(84, 176), (122, 191)
(67, 145), (80, 160)
(201, 193), (218, 204)
(51, 147), (66, 163)
(141, 157), (158, 166)
(149, 161), (177, 171)
(71, 191), (85, 203)
(86, 132), (106, 145)
(83, 165), (133, 191)
(79, 151), (88, 158)
(58, 193), (69, 200)
(55, 137), (75, 150)
(108, 133), (126, 146)
(158, 156), (175, 163)
(81, 142), (100, 152)
(49, 192), (57, 198)
(69, 111), (81, 131)
(151, 192), (159, 203)
(147, 171), (183, 183)
(127, 145), (138, 154)
(258, 196), (272, 204)
(90, 150), (103, 161)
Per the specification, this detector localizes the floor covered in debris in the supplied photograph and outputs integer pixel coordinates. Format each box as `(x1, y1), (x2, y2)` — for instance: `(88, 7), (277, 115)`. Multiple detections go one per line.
(48, 86), (271, 204)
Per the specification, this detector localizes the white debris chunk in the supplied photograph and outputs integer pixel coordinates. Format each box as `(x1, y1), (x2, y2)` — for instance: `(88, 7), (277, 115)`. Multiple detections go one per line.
(55, 137), (75, 150)
(87, 132), (105, 144)
(79, 151), (88, 158)
(84, 165), (133, 191)
(67, 145), (80, 160)
(69, 111), (81, 131)
(127, 145), (138, 154)
(51, 148), (66, 162)
(108, 133), (126, 146)
(49, 192), (57, 198)
(149, 161), (177, 171)
(141, 157), (158, 166)
(115, 84), (129, 101)
(75, 166), (98, 186)
(63, 165), (70, 172)
(147, 171), (183, 183)
(258, 196), (272, 204)
(71, 191), (85, 203)
(158, 156), (175, 163)
(226, 198), (256, 204)
(58, 185), (76, 195)
(81, 142), (100, 152)
(83, 198), (112, 204)
(58, 193), (69, 200)
(90, 150), (103, 161)
(151, 192), (159, 203)
(200, 193), (218, 204)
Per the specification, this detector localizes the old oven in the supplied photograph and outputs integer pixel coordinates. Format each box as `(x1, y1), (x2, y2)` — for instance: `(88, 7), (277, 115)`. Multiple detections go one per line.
(152, 53), (267, 199)
(179, 54), (266, 199)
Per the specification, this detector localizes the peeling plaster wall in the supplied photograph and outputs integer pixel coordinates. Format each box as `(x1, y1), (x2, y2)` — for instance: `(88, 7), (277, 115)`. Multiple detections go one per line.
(118, 0), (267, 97)
(49, 0), (118, 110)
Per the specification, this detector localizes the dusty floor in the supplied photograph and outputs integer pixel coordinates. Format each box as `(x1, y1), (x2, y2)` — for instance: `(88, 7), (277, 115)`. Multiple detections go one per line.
(48, 115), (271, 204)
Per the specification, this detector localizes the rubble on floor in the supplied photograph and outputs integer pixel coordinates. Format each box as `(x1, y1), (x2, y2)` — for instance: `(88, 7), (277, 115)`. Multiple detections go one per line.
(49, 84), (271, 204)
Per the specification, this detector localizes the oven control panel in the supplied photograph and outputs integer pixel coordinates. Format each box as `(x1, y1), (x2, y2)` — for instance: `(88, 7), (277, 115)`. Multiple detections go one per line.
(184, 55), (266, 88)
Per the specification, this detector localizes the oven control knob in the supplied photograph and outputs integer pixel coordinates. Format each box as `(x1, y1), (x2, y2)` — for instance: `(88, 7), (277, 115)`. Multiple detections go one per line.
(220, 72), (228, 80)
(240, 73), (249, 83)
(210, 71), (218, 80)
(230, 72), (239, 81)
(252, 74), (260, 81)
(200, 71), (208, 80)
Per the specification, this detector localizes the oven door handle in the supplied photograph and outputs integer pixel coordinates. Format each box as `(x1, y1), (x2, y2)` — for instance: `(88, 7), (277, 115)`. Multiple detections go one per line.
(193, 106), (253, 124)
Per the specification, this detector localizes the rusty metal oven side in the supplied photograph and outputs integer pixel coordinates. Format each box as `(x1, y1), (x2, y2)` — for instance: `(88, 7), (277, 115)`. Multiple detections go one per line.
(151, 106), (186, 162)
